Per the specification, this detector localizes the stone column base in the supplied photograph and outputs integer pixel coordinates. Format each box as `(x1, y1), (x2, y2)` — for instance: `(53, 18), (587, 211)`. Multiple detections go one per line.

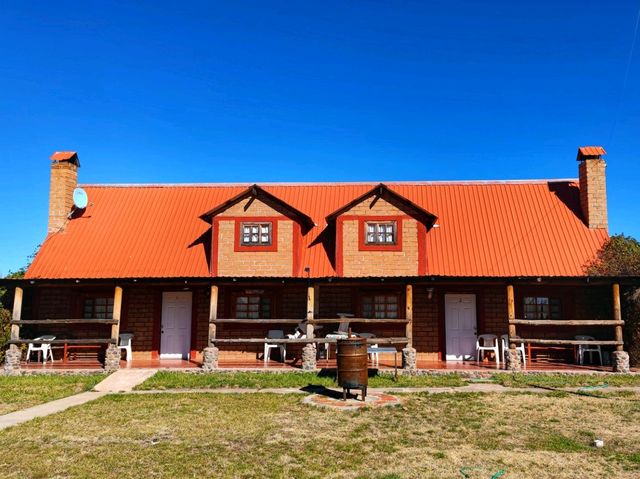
(302, 344), (317, 371)
(104, 344), (121, 372)
(612, 350), (630, 373)
(402, 347), (417, 371)
(202, 346), (219, 371)
(3, 344), (22, 375)
(505, 348), (522, 371)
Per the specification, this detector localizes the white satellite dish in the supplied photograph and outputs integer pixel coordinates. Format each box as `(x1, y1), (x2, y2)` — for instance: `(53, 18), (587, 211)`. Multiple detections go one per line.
(73, 187), (89, 209)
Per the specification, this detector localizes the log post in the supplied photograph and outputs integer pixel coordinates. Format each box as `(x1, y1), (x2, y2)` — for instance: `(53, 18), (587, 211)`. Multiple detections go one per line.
(507, 284), (516, 349)
(208, 285), (219, 347)
(405, 284), (413, 348)
(613, 283), (623, 352)
(110, 286), (123, 342)
(306, 285), (315, 339)
(10, 286), (23, 341)
(302, 285), (317, 370)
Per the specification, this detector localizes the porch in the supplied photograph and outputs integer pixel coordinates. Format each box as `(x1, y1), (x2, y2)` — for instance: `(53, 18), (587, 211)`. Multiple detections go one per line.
(4, 278), (631, 374)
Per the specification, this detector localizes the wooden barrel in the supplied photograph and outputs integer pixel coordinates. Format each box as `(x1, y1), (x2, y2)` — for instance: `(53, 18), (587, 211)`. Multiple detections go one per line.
(336, 337), (368, 390)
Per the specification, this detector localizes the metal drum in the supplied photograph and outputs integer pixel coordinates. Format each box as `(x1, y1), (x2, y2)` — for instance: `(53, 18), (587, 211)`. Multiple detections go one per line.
(336, 337), (369, 401)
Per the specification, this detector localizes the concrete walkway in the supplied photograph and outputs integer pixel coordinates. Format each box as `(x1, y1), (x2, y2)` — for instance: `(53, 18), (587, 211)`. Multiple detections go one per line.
(0, 369), (158, 431)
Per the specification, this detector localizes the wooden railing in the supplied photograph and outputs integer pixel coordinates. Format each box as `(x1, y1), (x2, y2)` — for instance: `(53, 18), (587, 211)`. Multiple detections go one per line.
(508, 318), (625, 348)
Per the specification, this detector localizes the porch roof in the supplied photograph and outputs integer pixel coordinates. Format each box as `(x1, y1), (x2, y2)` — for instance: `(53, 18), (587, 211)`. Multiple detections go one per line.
(25, 180), (608, 280)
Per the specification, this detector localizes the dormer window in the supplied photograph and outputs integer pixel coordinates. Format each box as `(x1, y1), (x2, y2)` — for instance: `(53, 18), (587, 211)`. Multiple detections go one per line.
(241, 222), (272, 246)
(365, 221), (397, 245)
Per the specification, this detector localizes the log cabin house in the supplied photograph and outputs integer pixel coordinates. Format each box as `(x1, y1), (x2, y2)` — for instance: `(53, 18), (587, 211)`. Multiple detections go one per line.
(2, 147), (631, 372)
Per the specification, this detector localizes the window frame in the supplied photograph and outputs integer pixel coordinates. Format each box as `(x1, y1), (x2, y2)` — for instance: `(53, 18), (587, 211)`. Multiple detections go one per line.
(82, 296), (115, 319)
(360, 292), (403, 320)
(234, 217), (279, 252)
(522, 296), (562, 320)
(358, 216), (403, 251)
(231, 290), (275, 319)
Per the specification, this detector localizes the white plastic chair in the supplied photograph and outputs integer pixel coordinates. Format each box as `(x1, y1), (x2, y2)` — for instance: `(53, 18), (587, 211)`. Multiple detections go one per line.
(357, 332), (379, 364)
(118, 333), (134, 362)
(500, 334), (526, 368)
(323, 321), (350, 360)
(575, 335), (602, 365)
(264, 330), (286, 364)
(476, 334), (500, 367)
(25, 335), (56, 364)
(287, 322), (307, 340)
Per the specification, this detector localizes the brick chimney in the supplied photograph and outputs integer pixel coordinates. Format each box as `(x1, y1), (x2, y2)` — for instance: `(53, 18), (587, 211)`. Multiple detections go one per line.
(48, 151), (80, 233)
(577, 146), (607, 230)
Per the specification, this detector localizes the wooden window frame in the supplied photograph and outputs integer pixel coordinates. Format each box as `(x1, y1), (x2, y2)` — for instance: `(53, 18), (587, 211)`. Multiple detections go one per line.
(358, 290), (403, 319)
(522, 296), (562, 320)
(82, 296), (114, 319)
(234, 218), (279, 252)
(230, 290), (276, 319)
(358, 216), (403, 251)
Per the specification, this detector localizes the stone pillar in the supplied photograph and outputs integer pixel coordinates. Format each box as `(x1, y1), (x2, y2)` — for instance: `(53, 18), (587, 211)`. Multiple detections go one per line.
(505, 348), (522, 371)
(104, 344), (121, 372)
(402, 347), (416, 371)
(3, 344), (22, 374)
(612, 351), (630, 374)
(302, 344), (317, 371)
(202, 346), (219, 372)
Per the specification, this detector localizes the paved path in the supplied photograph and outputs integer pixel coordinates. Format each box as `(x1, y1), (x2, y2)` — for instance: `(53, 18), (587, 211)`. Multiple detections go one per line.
(0, 369), (158, 431)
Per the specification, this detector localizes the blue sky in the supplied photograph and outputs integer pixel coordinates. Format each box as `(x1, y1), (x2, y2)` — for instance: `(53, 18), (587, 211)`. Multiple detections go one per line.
(1, 0), (639, 276)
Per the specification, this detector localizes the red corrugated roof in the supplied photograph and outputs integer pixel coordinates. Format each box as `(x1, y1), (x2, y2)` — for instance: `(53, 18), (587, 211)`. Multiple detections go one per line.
(25, 180), (608, 279)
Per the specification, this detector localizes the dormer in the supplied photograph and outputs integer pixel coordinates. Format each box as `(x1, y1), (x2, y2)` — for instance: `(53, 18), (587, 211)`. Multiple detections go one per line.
(326, 183), (437, 277)
(200, 185), (314, 277)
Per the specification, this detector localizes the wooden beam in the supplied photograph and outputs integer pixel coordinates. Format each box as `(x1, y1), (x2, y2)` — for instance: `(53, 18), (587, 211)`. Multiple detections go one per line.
(613, 283), (623, 352)
(507, 285), (516, 350)
(213, 337), (409, 345)
(208, 285), (219, 347)
(515, 338), (623, 346)
(509, 319), (624, 326)
(8, 338), (116, 345)
(10, 319), (119, 325)
(405, 284), (413, 348)
(111, 286), (123, 342)
(210, 318), (410, 324)
(306, 285), (315, 339)
(10, 287), (23, 341)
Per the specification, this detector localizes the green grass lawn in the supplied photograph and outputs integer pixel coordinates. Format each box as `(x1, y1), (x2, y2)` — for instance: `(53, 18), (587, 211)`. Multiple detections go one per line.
(135, 370), (467, 390)
(0, 374), (106, 415)
(492, 373), (640, 389)
(0, 391), (639, 478)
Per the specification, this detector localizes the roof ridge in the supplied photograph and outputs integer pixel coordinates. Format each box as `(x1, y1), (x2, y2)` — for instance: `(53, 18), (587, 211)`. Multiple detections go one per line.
(79, 178), (578, 188)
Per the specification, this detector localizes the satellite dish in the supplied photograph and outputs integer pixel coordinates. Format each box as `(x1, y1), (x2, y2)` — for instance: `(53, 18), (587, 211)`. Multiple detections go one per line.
(73, 187), (89, 209)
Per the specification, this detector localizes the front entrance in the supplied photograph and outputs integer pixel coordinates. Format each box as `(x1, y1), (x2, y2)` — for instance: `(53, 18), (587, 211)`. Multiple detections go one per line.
(445, 294), (477, 361)
(160, 291), (192, 359)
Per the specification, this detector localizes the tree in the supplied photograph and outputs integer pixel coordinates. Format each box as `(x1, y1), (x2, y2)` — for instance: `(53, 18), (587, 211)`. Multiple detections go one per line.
(586, 234), (640, 366)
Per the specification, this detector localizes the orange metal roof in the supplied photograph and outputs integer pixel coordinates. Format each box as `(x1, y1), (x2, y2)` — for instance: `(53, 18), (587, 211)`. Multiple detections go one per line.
(50, 151), (78, 161)
(25, 180), (608, 279)
(578, 146), (606, 158)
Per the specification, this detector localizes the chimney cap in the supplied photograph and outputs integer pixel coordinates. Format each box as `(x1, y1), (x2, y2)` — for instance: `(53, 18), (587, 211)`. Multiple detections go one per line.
(577, 146), (606, 161)
(50, 151), (79, 166)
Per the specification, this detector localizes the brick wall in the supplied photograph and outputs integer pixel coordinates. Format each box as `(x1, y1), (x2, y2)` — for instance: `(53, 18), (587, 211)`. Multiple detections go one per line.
(215, 197), (294, 277)
(122, 287), (157, 359)
(579, 159), (608, 229)
(339, 197), (420, 277)
(48, 161), (78, 233)
(413, 288), (439, 361)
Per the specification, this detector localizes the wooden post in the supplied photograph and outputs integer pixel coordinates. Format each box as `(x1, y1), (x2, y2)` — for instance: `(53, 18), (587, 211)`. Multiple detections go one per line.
(405, 284), (413, 348)
(613, 283), (623, 352)
(507, 284), (516, 349)
(208, 285), (219, 347)
(10, 286), (23, 340)
(306, 285), (315, 339)
(111, 286), (123, 342)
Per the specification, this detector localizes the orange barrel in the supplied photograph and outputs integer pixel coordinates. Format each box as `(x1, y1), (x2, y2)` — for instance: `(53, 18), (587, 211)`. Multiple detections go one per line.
(336, 337), (368, 391)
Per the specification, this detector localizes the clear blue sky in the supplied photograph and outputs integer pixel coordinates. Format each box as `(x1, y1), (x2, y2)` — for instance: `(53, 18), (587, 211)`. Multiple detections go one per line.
(1, 0), (639, 276)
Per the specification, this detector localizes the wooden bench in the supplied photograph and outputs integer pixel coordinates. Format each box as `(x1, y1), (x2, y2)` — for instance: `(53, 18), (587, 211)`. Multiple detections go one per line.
(63, 343), (107, 363)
